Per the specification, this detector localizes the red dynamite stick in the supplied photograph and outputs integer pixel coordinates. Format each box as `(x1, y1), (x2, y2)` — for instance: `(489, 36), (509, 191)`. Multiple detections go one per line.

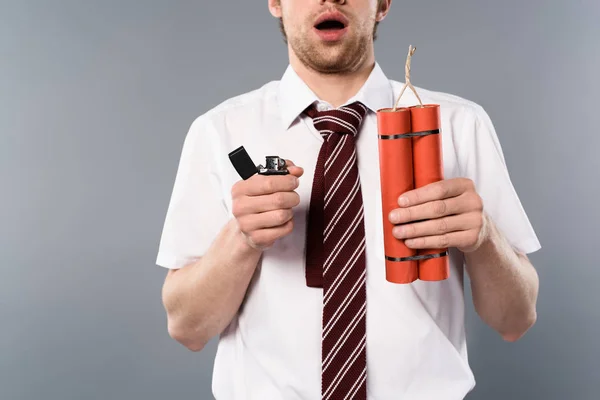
(376, 107), (418, 284)
(409, 104), (449, 281)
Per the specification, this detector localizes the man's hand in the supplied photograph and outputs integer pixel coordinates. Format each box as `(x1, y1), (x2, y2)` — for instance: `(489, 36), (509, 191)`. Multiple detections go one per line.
(388, 178), (488, 253)
(231, 160), (304, 250)
(388, 178), (539, 341)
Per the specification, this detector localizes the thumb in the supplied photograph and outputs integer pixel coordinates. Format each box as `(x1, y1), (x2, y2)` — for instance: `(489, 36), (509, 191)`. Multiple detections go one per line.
(284, 159), (304, 178)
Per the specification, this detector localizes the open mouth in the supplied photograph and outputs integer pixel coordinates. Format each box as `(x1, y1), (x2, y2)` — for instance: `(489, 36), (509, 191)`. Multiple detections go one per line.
(314, 12), (349, 32)
(315, 19), (346, 31)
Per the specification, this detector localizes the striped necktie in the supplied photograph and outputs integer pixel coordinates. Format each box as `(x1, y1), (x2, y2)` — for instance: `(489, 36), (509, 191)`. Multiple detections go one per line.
(304, 101), (368, 400)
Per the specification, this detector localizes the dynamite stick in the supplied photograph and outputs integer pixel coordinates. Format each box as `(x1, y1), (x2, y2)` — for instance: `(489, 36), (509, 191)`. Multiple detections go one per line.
(377, 45), (449, 283)
(410, 104), (449, 281)
(376, 107), (418, 284)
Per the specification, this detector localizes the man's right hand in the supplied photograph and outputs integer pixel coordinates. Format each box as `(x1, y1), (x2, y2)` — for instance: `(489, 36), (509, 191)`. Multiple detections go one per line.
(231, 160), (304, 250)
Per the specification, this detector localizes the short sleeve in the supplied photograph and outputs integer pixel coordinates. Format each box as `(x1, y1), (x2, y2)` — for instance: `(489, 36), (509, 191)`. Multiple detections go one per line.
(155, 116), (231, 269)
(456, 105), (541, 255)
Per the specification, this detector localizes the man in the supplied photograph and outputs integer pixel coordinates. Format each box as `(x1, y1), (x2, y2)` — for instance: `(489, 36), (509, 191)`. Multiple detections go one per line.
(155, 0), (541, 399)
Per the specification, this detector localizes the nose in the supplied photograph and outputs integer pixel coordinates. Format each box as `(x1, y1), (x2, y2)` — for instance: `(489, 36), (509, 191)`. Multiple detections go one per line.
(320, 0), (347, 4)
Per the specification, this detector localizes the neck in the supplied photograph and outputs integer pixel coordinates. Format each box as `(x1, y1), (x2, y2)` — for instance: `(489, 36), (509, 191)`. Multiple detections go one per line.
(289, 50), (375, 108)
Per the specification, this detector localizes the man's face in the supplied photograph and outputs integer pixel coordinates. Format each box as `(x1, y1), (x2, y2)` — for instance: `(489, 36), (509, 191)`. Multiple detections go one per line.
(269, 0), (388, 74)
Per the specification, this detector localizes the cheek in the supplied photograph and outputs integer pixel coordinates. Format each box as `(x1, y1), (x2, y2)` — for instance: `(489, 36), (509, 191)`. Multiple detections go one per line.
(282, 3), (314, 29)
(283, 14), (310, 36)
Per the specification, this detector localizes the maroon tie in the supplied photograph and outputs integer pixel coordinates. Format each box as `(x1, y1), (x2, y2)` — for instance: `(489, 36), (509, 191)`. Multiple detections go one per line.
(304, 101), (368, 400)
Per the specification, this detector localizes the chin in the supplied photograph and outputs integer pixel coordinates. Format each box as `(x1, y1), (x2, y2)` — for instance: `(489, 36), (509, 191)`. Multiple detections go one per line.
(291, 34), (367, 73)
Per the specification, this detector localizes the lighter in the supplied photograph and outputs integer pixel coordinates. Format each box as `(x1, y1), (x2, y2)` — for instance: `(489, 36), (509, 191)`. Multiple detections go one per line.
(228, 146), (289, 180)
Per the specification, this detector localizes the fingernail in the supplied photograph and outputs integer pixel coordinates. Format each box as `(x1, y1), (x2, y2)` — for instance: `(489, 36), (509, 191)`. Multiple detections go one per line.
(389, 211), (398, 223)
(394, 226), (405, 238)
(399, 196), (409, 207)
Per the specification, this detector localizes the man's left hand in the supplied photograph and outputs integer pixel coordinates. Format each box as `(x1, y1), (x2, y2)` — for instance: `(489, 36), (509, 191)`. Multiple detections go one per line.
(388, 178), (489, 253)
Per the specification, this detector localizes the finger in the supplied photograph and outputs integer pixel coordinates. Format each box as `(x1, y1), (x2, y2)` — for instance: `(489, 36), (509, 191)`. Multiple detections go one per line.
(233, 174), (299, 197)
(389, 192), (482, 224)
(392, 212), (483, 240)
(244, 219), (295, 249)
(404, 230), (476, 250)
(237, 209), (294, 232)
(232, 191), (300, 216)
(398, 178), (473, 207)
(287, 167), (304, 178)
(284, 159), (304, 178)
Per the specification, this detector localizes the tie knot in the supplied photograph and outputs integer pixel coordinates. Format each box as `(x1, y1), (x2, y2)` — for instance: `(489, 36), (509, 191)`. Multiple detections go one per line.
(304, 101), (367, 137)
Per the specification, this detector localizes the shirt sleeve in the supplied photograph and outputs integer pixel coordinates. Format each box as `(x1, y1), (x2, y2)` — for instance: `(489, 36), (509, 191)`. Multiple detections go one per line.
(155, 115), (231, 269)
(456, 104), (541, 255)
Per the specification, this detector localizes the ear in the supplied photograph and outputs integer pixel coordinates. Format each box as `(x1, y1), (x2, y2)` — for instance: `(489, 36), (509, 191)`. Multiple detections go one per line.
(376, 0), (392, 22)
(268, 0), (282, 18)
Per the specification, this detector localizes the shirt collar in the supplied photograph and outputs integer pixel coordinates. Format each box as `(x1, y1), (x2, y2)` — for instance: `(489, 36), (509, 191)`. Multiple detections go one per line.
(277, 62), (395, 130)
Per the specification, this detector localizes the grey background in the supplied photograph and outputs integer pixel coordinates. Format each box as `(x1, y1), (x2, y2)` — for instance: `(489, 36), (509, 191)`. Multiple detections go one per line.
(1, 0), (598, 399)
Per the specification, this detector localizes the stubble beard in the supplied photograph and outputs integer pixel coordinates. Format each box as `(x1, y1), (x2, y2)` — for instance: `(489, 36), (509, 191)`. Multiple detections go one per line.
(282, 17), (376, 75)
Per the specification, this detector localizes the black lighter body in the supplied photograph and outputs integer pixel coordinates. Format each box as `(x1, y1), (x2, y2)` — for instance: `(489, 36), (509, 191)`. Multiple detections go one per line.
(228, 146), (289, 180)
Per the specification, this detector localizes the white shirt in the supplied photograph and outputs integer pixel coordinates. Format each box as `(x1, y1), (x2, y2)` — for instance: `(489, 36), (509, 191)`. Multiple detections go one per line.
(155, 63), (541, 400)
